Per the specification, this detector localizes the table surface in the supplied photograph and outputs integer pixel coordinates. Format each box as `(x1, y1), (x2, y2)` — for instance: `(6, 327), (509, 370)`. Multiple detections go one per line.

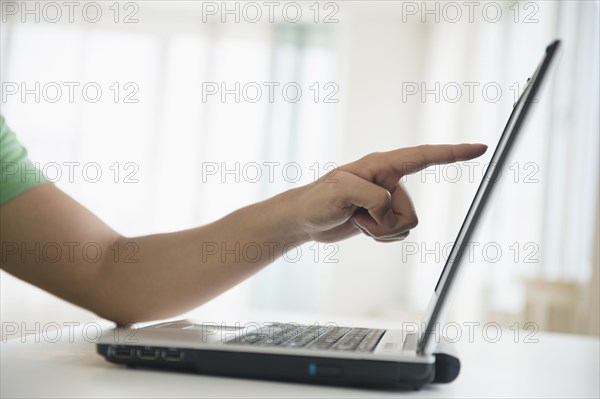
(1, 317), (599, 398)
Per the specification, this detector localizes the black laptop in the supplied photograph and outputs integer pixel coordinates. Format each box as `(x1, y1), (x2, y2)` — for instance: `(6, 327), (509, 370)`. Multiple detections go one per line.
(97, 40), (561, 390)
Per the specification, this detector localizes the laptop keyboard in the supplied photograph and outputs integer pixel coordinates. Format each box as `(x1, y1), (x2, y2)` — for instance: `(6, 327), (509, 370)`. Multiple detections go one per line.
(225, 323), (386, 352)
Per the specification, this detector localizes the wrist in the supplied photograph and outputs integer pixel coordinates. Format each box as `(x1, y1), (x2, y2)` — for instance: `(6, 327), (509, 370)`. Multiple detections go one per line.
(265, 188), (311, 245)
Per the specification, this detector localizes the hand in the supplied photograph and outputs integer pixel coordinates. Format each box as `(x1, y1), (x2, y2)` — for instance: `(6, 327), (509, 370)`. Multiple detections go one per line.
(292, 144), (488, 243)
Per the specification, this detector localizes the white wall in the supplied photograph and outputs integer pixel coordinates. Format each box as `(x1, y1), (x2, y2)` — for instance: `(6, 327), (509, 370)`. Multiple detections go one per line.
(1, 1), (598, 337)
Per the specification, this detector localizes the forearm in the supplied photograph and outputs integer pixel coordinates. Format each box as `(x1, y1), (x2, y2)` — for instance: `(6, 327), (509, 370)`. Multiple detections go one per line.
(92, 189), (309, 324)
(1, 184), (307, 325)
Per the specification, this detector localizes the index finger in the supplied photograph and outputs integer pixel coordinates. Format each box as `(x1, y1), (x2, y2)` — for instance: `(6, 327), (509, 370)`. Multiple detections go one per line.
(390, 143), (488, 176)
(343, 143), (488, 185)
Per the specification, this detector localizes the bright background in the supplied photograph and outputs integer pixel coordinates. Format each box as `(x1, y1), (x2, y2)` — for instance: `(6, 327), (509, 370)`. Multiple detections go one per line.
(1, 1), (599, 338)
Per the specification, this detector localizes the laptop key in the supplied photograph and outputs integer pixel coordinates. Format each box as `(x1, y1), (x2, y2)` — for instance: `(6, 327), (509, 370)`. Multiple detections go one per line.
(227, 324), (308, 346)
(356, 329), (386, 352)
(230, 333), (268, 344)
(281, 326), (325, 347)
(315, 327), (351, 342)
(329, 327), (377, 351)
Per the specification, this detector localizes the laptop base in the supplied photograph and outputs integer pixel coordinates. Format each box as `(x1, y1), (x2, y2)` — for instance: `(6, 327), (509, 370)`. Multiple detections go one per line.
(97, 342), (459, 390)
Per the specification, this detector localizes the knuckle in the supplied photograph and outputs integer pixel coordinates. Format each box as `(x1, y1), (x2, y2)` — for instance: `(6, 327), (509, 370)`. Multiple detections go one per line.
(365, 151), (382, 160)
(361, 152), (381, 167)
(325, 169), (345, 184)
(325, 167), (344, 183)
(376, 189), (391, 207)
(324, 170), (347, 192)
(408, 214), (419, 229)
(399, 213), (418, 230)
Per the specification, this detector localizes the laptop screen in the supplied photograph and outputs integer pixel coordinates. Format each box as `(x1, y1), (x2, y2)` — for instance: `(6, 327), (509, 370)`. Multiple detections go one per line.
(418, 40), (561, 354)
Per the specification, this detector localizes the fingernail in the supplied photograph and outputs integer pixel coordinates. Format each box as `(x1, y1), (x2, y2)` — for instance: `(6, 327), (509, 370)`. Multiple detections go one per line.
(383, 210), (396, 228)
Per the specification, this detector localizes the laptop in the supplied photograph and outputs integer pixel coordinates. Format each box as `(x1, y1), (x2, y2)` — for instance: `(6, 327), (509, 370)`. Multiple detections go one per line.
(97, 40), (561, 390)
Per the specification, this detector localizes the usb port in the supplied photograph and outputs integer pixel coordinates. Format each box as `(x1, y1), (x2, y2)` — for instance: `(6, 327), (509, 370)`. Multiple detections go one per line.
(111, 346), (133, 359)
(162, 348), (184, 362)
(137, 347), (159, 360)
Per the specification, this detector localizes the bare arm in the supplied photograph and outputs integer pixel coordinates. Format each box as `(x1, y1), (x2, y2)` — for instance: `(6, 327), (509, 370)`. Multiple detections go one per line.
(0, 144), (486, 325)
(0, 185), (307, 324)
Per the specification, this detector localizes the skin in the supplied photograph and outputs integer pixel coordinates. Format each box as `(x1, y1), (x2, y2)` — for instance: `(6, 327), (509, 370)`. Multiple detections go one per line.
(0, 143), (487, 325)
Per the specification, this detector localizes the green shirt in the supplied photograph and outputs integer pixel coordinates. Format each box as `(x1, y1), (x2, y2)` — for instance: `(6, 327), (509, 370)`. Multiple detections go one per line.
(0, 115), (48, 205)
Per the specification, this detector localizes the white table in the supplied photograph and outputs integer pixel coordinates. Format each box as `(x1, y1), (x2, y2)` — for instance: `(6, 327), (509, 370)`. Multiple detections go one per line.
(1, 319), (598, 398)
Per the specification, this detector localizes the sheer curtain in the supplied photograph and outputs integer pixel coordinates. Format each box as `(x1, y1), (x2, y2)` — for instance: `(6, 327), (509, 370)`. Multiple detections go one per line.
(330, 1), (599, 326)
(1, 1), (598, 334)
(454, 1), (600, 324)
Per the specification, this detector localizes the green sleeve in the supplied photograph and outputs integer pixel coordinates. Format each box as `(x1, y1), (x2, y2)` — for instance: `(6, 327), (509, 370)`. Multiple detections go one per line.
(0, 115), (49, 205)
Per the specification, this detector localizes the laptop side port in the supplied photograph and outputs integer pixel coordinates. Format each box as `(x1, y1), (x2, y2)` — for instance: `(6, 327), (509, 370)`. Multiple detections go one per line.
(136, 347), (160, 360)
(162, 348), (184, 362)
(111, 346), (134, 360)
